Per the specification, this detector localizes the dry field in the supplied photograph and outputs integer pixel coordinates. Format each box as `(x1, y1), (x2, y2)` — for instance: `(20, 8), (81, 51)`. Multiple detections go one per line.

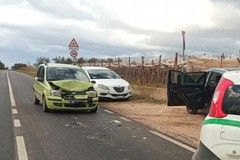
(101, 58), (240, 148)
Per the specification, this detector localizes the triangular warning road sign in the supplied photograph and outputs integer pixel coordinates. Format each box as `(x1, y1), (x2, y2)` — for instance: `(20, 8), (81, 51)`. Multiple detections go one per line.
(69, 38), (79, 50)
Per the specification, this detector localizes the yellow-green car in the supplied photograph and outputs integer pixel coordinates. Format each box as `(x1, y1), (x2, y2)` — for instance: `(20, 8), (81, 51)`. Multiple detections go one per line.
(33, 63), (99, 112)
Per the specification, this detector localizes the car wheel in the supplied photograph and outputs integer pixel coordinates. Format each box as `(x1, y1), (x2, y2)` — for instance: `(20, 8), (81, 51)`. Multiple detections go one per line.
(33, 91), (40, 105)
(42, 96), (50, 112)
(186, 107), (198, 114)
(90, 106), (98, 113)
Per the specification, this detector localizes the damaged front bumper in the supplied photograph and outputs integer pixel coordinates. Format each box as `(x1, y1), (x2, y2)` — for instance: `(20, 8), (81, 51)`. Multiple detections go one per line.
(46, 95), (98, 111)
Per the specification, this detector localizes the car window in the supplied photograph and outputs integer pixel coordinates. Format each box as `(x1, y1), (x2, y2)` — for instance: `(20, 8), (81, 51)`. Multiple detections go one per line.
(178, 72), (205, 84)
(207, 72), (222, 86)
(87, 69), (121, 79)
(47, 67), (89, 82)
(222, 85), (240, 115)
(36, 66), (44, 79)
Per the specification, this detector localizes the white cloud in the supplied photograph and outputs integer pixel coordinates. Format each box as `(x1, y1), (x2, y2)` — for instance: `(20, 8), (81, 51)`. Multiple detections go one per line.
(0, 0), (240, 67)
(99, 0), (214, 32)
(0, 4), (47, 26)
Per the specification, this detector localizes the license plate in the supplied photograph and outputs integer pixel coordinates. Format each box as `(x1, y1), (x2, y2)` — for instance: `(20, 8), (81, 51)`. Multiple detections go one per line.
(70, 100), (76, 104)
(117, 96), (124, 99)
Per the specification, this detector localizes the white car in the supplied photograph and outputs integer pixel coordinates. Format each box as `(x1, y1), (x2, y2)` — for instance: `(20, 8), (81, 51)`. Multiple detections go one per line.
(192, 71), (240, 160)
(82, 66), (132, 100)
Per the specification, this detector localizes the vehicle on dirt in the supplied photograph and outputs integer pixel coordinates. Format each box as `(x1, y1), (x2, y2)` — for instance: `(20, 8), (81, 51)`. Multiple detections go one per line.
(82, 66), (132, 100)
(192, 70), (240, 160)
(167, 68), (240, 114)
(33, 63), (99, 112)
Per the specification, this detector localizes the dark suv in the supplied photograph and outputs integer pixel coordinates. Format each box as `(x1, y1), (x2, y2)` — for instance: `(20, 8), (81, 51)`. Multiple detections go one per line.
(167, 68), (240, 114)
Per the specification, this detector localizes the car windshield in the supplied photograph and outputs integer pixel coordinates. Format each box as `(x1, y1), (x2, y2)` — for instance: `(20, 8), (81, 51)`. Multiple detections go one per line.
(87, 69), (121, 79)
(47, 67), (89, 82)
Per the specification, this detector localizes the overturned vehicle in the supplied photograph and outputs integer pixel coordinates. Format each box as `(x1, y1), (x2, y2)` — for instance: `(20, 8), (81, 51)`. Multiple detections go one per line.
(33, 63), (98, 112)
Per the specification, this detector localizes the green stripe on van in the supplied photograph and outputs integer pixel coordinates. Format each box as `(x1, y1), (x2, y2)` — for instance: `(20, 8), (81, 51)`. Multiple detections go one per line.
(203, 118), (240, 128)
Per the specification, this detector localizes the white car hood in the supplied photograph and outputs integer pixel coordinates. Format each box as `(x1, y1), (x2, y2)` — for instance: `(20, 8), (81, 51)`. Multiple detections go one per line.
(93, 79), (129, 86)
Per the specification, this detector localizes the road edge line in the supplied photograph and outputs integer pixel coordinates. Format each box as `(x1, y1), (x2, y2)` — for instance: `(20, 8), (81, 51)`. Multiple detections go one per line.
(7, 72), (16, 107)
(149, 130), (196, 153)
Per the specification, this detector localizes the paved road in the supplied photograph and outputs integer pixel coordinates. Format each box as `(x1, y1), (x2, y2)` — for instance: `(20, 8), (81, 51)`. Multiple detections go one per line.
(1, 70), (195, 160)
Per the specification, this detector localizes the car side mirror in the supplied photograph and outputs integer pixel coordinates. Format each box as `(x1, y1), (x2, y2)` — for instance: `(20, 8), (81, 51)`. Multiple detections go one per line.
(91, 80), (96, 84)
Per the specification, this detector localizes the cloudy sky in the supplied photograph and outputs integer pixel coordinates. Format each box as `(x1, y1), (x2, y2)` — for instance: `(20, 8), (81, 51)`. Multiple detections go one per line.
(1, 0), (240, 67)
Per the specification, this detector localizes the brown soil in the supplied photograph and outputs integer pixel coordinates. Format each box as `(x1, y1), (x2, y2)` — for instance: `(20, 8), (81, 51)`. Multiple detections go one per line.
(100, 58), (240, 148)
(100, 101), (206, 148)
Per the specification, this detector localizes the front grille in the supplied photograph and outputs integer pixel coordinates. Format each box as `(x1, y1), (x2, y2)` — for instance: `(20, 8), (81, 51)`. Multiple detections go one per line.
(113, 86), (125, 93)
(61, 90), (86, 100)
(111, 93), (128, 97)
(65, 102), (87, 108)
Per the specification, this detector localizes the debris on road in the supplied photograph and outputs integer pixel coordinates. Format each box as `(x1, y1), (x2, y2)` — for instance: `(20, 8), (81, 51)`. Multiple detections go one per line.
(110, 120), (122, 126)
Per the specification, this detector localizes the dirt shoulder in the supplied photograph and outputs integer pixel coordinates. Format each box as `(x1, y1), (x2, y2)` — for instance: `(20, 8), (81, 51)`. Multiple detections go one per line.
(100, 100), (206, 148)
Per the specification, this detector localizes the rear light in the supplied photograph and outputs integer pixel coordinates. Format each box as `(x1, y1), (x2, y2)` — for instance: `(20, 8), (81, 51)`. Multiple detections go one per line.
(208, 78), (233, 118)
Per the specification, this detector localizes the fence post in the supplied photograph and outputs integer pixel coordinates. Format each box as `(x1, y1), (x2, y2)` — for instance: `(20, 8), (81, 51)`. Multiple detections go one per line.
(108, 59), (111, 68)
(174, 52), (178, 70)
(157, 55), (162, 87)
(141, 56), (144, 86)
(118, 57), (120, 69)
(128, 57), (131, 82)
(101, 59), (103, 67)
(221, 53), (225, 68)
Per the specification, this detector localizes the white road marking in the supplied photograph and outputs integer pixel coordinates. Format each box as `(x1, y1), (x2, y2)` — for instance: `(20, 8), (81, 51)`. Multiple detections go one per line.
(16, 136), (28, 160)
(7, 72), (16, 106)
(119, 116), (132, 122)
(104, 109), (113, 114)
(149, 130), (196, 153)
(7, 72), (29, 160)
(12, 109), (18, 114)
(14, 119), (21, 127)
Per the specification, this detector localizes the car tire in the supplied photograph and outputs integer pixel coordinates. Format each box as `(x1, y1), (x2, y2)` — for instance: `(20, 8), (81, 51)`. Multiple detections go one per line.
(186, 107), (198, 114)
(42, 96), (50, 112)
(33, 91), (40, 105)
(90, 106), (98, 113)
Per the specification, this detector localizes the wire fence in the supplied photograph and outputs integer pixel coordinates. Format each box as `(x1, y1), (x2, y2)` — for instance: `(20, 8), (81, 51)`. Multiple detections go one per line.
(80, 53), (240, 87)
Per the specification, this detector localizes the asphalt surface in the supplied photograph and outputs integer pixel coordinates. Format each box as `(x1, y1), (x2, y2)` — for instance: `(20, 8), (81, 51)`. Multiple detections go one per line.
(1, 70), (194, 160)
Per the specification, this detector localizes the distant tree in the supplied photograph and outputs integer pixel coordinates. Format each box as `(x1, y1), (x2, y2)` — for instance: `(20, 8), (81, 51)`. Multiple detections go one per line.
(88, 58), (97, 63)
(77, 57), (86, 65)
(36, 57), (50, 65)
(12, 63), (27, 70)
(107, 58), (114, 63)
(52, 56), (62, 63)
(65, 57), (73, 64)
(0, 60), (5, 70)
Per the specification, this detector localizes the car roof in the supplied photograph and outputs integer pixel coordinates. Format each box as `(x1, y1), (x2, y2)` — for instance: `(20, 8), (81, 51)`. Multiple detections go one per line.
(82, 66), (110, 70)
(41, 63), (81, 69)
(222, 70), (240, 84)
(207, 68), (240, 74)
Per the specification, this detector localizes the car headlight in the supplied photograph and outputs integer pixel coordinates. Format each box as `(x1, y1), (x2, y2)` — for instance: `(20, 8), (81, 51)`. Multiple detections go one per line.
(86, 90), (98, 98)
(128, 85), (131, 90)
(50, 90), (61, 97)
(98, 84), (109, 90)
